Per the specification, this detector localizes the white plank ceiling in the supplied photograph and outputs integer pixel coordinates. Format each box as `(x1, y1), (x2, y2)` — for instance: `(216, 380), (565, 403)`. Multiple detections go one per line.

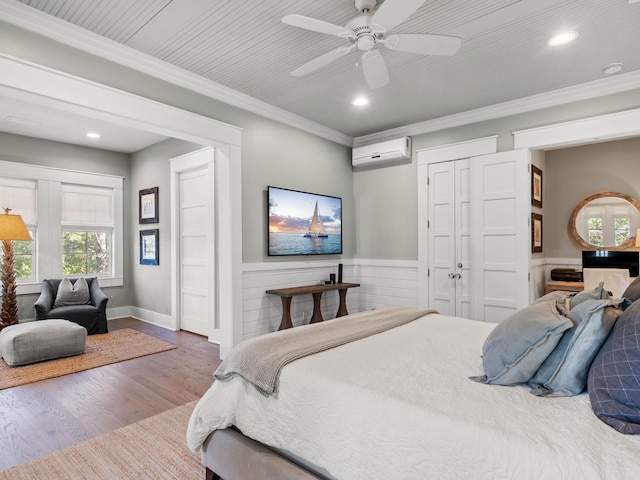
(4, 0), (640, 148)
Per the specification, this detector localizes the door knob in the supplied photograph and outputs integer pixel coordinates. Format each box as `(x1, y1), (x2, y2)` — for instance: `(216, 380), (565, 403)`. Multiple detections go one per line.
(457, 263), (463, 268)
(455, 273), (462, 279)
(448, 273), (455, 279)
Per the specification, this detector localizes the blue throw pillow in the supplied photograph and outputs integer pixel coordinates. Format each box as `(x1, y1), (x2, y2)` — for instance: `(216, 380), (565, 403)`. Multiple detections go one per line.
(588, 299), (640, 433)
(473, 301), (572, 386)
(529, 298), (626, 397)
(571, 281), (611, 309)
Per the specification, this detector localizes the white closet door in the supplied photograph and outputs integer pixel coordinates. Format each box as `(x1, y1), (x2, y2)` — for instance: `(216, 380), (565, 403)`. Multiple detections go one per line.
(427, 159), (472, 318)
(472, 150), (530, 323)
(428, 161), (456, 316)
(455, 159), (473, 318)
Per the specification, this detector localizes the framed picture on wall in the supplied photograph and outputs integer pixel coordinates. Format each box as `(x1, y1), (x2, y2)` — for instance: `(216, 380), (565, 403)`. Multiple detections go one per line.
(532, 213), (543, 253)
(531, 165), (542, 208)
(139, 187), (159, 224)
(140, 229), (159, 265)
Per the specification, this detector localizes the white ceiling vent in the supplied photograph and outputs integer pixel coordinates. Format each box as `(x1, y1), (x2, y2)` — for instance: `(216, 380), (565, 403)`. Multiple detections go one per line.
(352, 137), (412, 169)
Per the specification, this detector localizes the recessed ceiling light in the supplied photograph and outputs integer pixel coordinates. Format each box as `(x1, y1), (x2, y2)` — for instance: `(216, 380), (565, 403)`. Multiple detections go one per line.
(352, 97), (369, 106)
(86, 132), (101, 139)
(5, 116), (41, 127)
(602, 62), (623, 75)
(547, 31), (578, 46)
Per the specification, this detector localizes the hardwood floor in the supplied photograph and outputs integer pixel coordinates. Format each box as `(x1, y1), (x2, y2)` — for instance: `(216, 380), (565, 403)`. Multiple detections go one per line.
(0, 317), (222, 471)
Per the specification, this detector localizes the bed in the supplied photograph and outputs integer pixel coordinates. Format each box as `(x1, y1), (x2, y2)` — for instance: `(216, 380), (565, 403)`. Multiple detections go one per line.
(187, 299), (640, 480)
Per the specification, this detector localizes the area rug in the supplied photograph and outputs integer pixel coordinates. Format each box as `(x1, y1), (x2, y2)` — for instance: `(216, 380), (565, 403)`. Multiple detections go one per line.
(0, 401), (202, 479)
(0, 328), (176, 390)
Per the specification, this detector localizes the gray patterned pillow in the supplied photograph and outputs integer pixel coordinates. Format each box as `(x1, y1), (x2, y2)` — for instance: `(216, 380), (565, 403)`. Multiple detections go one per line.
(588, 299), (640, 433)
(54, 277), (91, 307)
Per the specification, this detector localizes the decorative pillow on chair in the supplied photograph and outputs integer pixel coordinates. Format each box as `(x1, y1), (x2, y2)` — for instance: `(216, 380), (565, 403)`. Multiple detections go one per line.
(472, 301), (572, 386)
(571, 281), (611, 309)
(529, 298), (626, 397)
(54, 277), (91, 307)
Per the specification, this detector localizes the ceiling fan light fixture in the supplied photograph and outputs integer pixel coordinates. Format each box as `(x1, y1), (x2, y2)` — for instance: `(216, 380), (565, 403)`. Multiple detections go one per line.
(352, 96), (369, 106)
(547, 31), (578, 46)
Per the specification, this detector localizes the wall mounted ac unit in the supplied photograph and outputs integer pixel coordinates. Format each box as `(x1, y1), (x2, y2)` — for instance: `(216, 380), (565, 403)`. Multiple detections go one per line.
(352, 137), (412, 169)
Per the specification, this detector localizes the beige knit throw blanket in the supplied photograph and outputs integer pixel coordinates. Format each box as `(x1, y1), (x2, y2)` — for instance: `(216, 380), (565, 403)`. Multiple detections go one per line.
(214, 306), (436, 397)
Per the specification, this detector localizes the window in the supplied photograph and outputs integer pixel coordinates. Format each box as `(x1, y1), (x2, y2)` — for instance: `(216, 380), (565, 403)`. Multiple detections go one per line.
(0, 160), (123, 294)
(61, 185), (114, 277)
(614, 217), (631, 246)
(587, 217), (603, 246)
(0, 178), (36, 282)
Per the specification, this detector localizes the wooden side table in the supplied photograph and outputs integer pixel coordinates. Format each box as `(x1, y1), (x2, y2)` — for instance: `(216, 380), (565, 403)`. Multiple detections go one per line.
(544, 281), (584, 294)
(266, 282), (360, 330)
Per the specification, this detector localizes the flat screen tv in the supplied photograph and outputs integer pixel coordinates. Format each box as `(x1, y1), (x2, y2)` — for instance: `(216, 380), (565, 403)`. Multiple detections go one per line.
(582, 250), (640, 277)
(268, 186), (342, 256)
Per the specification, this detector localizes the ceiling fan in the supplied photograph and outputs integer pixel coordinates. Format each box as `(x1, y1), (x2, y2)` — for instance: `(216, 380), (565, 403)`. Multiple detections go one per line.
(282, 0), (462, 90)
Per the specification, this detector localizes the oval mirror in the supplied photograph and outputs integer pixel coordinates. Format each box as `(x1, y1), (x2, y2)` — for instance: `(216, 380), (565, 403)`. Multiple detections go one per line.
(569, 191), (640, 250)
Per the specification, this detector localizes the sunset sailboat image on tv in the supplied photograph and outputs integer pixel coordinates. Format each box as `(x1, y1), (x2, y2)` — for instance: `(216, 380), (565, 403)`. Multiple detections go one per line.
(268, 186), (342, 256)
(304, 201), (329, 238)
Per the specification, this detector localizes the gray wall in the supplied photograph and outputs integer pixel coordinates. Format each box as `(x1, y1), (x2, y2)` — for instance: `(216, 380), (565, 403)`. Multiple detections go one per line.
(241, 117), (353, 263)
(544, 136), (640, 259)
(0, 132), (131, 320)
(353, 89), (640, 260)
(129, 138), (203, 316)
(1, 22), (353, 319)
(3, 19), (640, 315)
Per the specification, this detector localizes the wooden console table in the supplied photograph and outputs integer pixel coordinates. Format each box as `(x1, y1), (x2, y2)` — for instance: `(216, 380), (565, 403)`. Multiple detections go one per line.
(266, 282), (360, 330)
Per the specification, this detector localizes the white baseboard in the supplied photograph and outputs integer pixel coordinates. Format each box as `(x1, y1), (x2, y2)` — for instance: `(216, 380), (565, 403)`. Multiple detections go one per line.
(107, 306), (176, 331)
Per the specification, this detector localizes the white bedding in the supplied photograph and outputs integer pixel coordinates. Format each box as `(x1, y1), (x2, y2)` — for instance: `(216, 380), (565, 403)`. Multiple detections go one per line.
(187, 312), (640, 480)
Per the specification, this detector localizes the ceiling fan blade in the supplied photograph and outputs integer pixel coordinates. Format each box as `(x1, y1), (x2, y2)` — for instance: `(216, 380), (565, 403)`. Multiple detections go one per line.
(371, 0), (427, 33)
(385, 33), (462, 56)
(361, 51), (389, 90)
(282, 14), (353, 38)
(291, 47), (353, 76)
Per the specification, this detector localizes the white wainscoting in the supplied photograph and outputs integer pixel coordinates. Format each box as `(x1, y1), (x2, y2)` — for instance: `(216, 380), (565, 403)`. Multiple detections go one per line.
(241, 259), (419, 341)
(349, 259), (419, 311)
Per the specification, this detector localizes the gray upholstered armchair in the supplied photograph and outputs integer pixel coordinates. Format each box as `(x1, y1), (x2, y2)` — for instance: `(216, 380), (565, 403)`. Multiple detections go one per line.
(34, 278), (109, 334)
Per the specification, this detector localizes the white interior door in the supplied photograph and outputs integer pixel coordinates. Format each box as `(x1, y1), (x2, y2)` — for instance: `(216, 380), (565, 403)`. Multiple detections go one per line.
(178, 166), (212, 336)
(472, 149), (530, 323)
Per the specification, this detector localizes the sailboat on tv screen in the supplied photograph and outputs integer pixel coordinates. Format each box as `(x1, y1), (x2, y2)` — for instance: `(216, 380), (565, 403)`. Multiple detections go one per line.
(304, 201), (329, 238)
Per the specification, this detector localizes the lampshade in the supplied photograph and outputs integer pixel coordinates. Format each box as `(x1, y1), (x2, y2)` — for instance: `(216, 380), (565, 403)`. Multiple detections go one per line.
(636, 228), (640, 247)
(0, 210), (32, 241)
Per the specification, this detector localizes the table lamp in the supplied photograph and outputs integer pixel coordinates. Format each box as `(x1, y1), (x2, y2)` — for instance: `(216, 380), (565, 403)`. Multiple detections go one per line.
(0, 208), (32, 330)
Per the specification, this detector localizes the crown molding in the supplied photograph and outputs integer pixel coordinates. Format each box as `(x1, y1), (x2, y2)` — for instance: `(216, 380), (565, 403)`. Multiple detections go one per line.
(0, 0), (353, 147)
(353, 70), (640, 146)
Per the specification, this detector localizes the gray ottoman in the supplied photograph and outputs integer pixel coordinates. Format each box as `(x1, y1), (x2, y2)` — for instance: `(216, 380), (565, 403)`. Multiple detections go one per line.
(0, 319), (87, 367)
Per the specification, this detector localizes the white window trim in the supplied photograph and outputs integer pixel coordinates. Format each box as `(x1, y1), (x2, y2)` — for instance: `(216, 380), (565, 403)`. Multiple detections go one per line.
(0, 159), (124, 294)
